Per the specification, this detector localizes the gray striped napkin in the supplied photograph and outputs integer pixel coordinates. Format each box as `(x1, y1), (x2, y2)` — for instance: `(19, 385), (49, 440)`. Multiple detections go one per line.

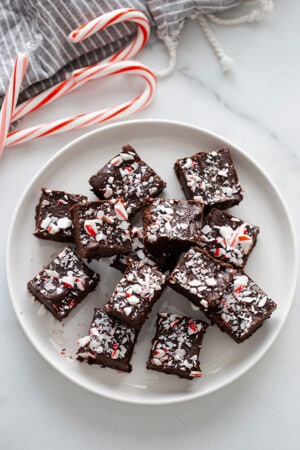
(0, 1), (257, 105)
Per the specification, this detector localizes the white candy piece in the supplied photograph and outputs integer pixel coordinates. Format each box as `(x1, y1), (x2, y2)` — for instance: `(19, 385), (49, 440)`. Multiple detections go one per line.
(120, 152), (135, 161)
(40, 216), (52, 229)
(233, 275), (248, 292)
(48, 223), (59, 234)
(127, 295), (140, 306)
(201, 224), (212, 234)
(103, 186), (113, 198)
(56, 217), (72, 229)
(77, 335), (91, 347)
(205, 278), (217, 287)
(124, 306), (133, 316)
(200, 299), (209, 308)
(258, 296), (267, 307)
(44, 269), (59, 278)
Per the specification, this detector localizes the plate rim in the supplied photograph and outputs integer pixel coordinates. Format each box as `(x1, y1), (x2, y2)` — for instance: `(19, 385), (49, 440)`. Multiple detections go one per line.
(6, 119), (298, 405)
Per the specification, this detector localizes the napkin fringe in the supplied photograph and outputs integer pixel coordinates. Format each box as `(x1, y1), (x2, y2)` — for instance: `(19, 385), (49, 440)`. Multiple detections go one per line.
(155, 0), (274, 77)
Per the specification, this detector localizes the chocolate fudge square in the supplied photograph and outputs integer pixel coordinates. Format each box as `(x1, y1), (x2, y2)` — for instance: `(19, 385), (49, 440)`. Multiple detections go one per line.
(34, 188), (87, 242)
(77, 308), (138, 372)
(70, 199), (132, 259)
(205, 272), (277, 343)
(111, 226), (177, 273)
(142, 198), (204, 255)
(200, 208), (260, 268)
(105, 261), (166, 328)
(174, 148), (243, 210)
(27, 247), (100, 320)
(168, 247), (236, 309)
(147, 312), (208, 379)
(88, 144), (166, 216)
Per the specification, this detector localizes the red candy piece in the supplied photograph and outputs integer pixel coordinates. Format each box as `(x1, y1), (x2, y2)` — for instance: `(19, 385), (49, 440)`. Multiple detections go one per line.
(189, 321), (197, 333)
(114, 199), (128, 220)
(84, 223), (97, 237)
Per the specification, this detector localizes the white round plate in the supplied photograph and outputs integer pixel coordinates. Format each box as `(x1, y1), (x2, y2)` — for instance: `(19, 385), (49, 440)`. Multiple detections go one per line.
(7, 120), (297, 405)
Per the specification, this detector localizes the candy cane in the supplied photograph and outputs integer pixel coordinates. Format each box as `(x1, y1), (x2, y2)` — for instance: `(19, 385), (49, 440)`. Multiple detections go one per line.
(69, 8), (150, 62)
(5, 61), (156, 148)
(0, 9), (154, 155)
(11, 8), (151, 122)
(0, 54), (28, 157)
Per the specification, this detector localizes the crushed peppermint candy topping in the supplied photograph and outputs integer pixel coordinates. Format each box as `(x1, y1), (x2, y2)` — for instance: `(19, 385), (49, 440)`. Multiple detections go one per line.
(111, 226), (174, 272)
(27, 247), (100, 319)
(84, 220), (99, 237)
(114, 199), (128, 220)
(147, 313), (208, 379)
(73, 200), (131, 253)
(56, 217), (72, 229)
(175, 149), (243, 207)
(200, 209), (259, 268)
(168, 247), (236, 308)
(209, 272), (277, 341)
(77, 308), (137, 366)
(110, 155), (123, 166)
(143, 198), (204, 246)
(35, 188), (86, 239)
(103, 186), (113, 198)
(77, 335), (91, 347)
(89, 145), (166, 216)
(105, 261), (166, 325)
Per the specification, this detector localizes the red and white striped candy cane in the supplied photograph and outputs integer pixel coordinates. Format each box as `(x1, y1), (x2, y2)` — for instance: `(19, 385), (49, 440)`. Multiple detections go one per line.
(5, 61), (156, 148)
(11, 8), (151, 122)
(0, 54), (28, 157)
(0, 9), (155, 155)
(70, 8), (150, 62)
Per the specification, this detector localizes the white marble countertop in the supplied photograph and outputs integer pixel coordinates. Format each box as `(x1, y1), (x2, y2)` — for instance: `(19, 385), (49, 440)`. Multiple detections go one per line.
(1, 2), (299, 449)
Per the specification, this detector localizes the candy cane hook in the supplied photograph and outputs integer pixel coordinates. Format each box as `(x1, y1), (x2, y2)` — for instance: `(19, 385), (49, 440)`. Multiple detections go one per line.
(5, 61), (156, 148)
(11, 8), (151, 123)
(0, 9), (154, 157)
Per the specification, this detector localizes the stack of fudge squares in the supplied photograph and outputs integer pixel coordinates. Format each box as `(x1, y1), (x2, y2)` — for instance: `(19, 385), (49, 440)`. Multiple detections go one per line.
(27, 145), (277, 380)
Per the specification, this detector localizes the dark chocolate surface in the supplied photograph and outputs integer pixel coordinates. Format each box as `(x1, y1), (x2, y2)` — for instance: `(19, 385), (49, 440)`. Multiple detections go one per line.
(71, 199), (132, 259)
(174, 148), (243, 209)
(34, 188), (87, 242)
(200, 208), (260, 268)
(89, 145), (166, 216)
(142, 198), (204, 255)
(168, 247), (236, 309)
(147, 312), (208, 379)
(27, 247), (100, 320)
(77, 308), (138, 372)
(105, 261), (166, 328)
(205, 272), (277, 343)
(111, 226), (177, 273)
